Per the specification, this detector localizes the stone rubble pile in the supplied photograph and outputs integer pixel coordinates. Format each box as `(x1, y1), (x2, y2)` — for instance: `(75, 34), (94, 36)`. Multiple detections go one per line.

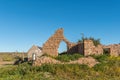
(33, 56), (99, 67)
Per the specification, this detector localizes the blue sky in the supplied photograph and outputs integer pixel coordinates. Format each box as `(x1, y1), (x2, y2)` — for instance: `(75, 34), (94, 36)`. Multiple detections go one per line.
(0, 0), (120, 52)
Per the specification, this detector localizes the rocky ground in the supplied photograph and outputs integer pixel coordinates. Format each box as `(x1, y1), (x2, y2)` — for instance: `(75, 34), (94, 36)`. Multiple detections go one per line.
(34, 56), (99, 67)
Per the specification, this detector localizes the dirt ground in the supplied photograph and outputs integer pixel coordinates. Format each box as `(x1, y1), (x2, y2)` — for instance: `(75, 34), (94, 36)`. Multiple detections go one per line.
(0, 61), (14, 68)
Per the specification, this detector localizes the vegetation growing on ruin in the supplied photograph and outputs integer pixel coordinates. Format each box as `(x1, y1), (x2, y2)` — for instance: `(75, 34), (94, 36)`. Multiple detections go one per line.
(78, 37), (101, 46)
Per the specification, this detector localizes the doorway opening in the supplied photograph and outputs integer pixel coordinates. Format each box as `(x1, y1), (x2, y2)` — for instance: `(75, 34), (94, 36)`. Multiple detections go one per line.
(58, 41), (67, 54)
(103, 48), (111, 55)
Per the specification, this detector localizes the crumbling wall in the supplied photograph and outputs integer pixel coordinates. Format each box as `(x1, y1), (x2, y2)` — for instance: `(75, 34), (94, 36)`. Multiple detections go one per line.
(42, 29), (104, 57)
(42, 28), (76, 56)
(103, 44), (120, 56)
(67, 43), (78, 54)
(78, 42), (84, 55)
(28, 28), (120, 59)
(27, 45), (43, 61)
(84, 40), (103, 56)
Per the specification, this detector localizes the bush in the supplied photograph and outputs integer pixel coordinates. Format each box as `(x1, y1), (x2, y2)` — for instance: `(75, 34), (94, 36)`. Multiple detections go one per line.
(78, 37), (101, 46)
(91, 54), (109, 63)
(55, 53), (83, 62)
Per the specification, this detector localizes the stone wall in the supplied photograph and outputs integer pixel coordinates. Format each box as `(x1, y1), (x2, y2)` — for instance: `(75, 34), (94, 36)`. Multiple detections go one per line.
(67, 43), (78, 54)
(42, 28), (76, 56)
(84, 40), (103, 56)
(78, 42), (84, 55)
(68, 42), (84, 54)
(28, 28), (120, 58)
(27, 45), (43, 61)
(42, 29), (104, 56)
(103, 44), (120, 56)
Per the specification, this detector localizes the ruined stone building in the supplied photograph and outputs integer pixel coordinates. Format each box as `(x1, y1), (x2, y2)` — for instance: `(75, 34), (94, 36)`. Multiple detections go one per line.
(28, 45), (43, 60)
(27, 28), (120, 60)
(42, 28), (77, 56)
(103, 44), (120, 56)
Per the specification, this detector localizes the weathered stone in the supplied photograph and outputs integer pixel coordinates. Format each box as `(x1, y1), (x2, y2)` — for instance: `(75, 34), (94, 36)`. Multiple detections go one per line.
(27, 45), (43, 61)
(33, 56), (61, 66)
(28, 28), (120, 59)
(33, 56), (98, 67)
(103, 44), (120, 56)
(84, 40), (103, 56)
(69, 56), (99, 67)
(42, 28), (76, 56)
(39, 29), (104, 56)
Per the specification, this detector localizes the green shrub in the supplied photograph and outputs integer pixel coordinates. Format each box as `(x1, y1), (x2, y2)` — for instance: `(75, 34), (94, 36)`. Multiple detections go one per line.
(93, 55), (120, 79)
(78, 37), (101, 46)
(91, 54), (109, 63)
(55, 53), (83, 62)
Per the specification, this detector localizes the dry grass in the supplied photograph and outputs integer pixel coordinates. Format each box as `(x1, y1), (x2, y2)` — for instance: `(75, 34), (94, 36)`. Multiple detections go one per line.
(0, 52), (27, 61)
(0, 52), (27, 68)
